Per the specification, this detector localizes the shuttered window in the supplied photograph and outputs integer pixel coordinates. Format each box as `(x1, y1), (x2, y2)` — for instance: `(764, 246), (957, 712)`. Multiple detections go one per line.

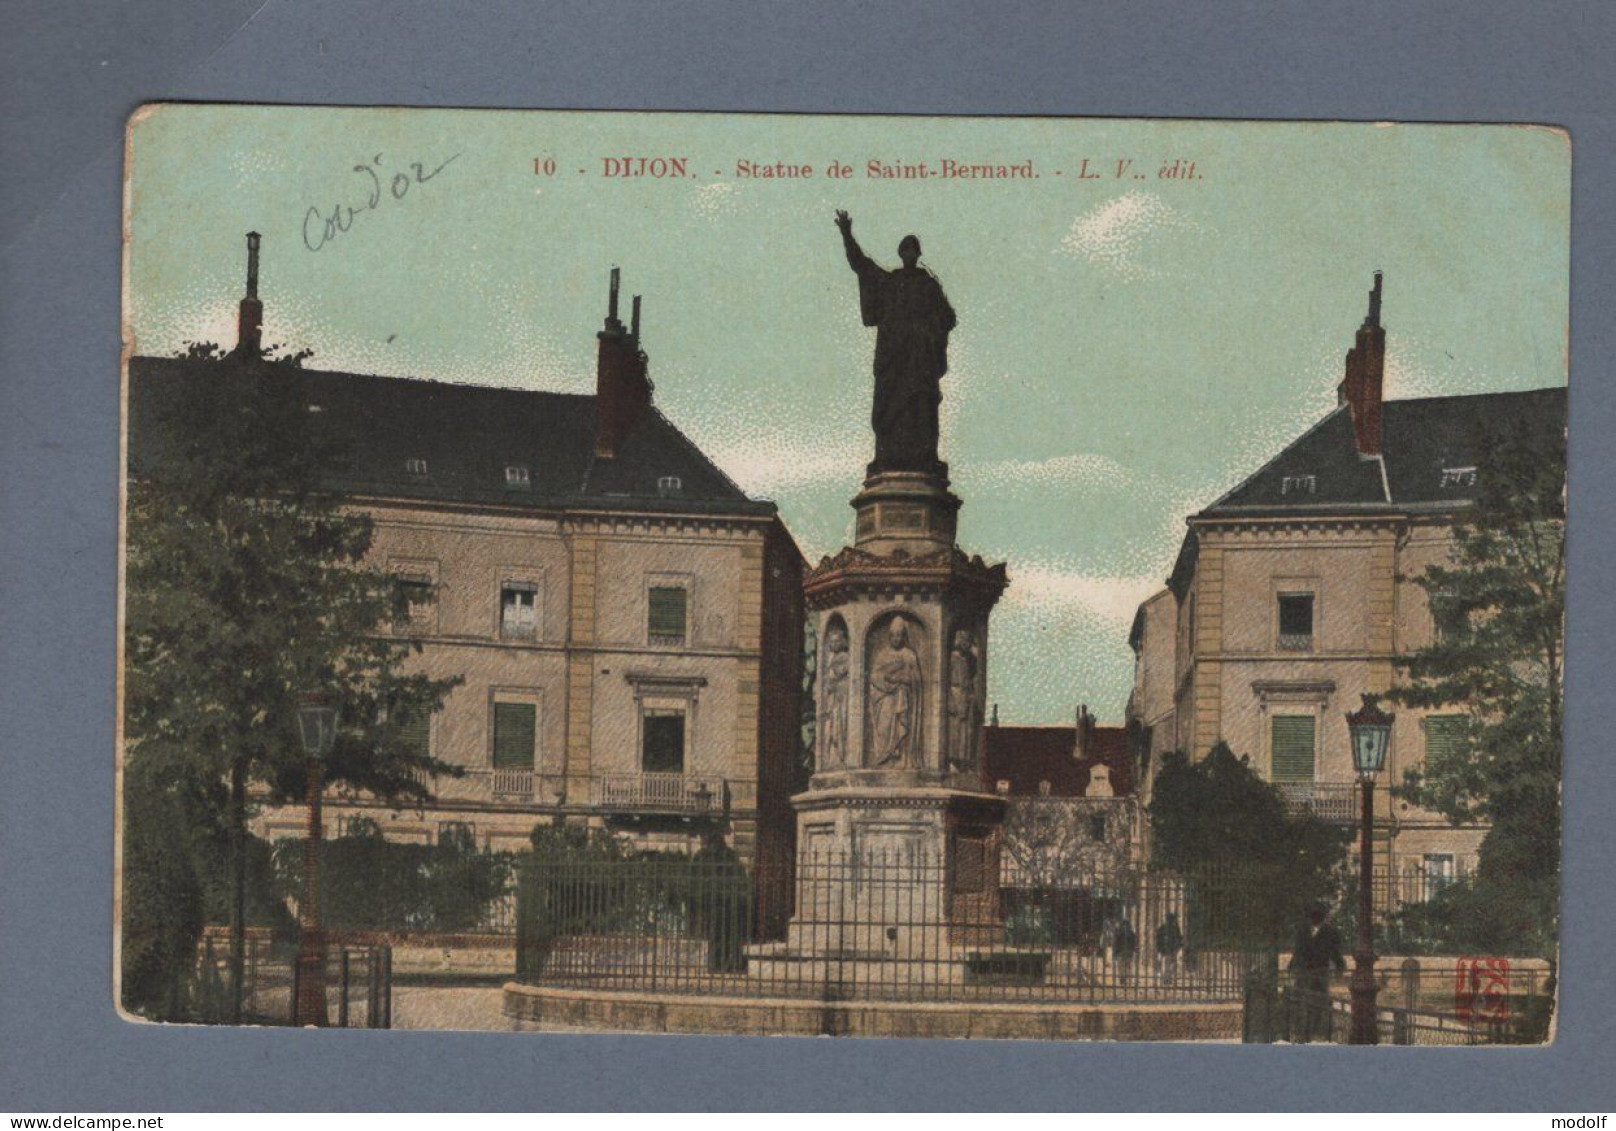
(642, 710), (685, 773)
(1425, 715), (1466, 772)
(1271, 715), (1316, 782)
(492, 702), (536, 769)
(648, 586), (688, 644)
(396, 708), (430, 759)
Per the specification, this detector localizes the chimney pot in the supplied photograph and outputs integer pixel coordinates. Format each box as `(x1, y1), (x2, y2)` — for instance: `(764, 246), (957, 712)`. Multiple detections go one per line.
(234, 231), (264, 359)
(1338, 271), (1386, 456)
(595, 268), (652, 458)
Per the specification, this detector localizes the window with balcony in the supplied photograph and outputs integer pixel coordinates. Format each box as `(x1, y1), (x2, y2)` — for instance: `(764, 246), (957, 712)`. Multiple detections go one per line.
(499, 581), (538, 640)
(641, 707), (686, 774)
(492, 701), (537, 771)
(647, 585), (688, 646)
(1277, 592), (1314, 651)
(1270, 714), (1316, 783)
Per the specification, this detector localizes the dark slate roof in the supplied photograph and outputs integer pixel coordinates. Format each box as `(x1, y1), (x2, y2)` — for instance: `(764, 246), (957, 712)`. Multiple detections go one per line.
(127, 356), (775, 517)
(1169, 387), (1566, 596)
(980, 725), (1134, 798)
(1206, 387), (1566, 515)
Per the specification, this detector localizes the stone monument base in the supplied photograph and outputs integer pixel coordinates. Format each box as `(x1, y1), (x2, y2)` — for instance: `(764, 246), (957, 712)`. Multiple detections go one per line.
(753, 785), (1005, 976)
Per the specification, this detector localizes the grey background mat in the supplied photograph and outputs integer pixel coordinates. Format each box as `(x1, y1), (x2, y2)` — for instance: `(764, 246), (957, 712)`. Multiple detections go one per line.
(1, 0), (1612, 1112)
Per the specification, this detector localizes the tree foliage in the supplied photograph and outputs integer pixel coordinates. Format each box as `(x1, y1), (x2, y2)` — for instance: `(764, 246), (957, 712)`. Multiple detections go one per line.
(1387, 422), (1565, 955)
(120, 350), (462, 1017)
(1147, 743), (1348, 945)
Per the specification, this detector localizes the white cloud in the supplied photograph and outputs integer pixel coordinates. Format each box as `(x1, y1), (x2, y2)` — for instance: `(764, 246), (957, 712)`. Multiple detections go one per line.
(1001, 559), (1165, 627)
(691, 182), (744, 219)
(969, 451), (1132, 492)
(1058, 191), (1200, 279)
(702, 429), (869, 496)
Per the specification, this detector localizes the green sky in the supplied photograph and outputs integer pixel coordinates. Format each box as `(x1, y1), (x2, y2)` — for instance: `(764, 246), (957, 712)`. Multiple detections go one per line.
(125, 107), (1570, 725)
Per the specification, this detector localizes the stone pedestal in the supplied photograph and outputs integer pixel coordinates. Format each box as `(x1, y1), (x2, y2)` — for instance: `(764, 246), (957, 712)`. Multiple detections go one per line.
(758, 466), (1009, 975)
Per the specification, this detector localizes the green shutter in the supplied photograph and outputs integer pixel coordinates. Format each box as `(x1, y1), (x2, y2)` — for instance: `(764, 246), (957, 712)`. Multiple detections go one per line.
(648, 587), (687, 641)
(493, 702), (536, 769)
(1271, 715), (1316, 782)
(1425, 715), (1465, 772)
(397, 708), (430, 758)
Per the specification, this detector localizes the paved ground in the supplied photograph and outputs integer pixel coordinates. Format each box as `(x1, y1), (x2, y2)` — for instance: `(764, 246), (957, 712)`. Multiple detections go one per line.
(390, 983), (516, 1032)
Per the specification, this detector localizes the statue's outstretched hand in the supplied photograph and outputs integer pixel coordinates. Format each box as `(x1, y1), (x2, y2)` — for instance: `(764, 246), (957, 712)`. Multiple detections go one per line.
(834, 209), (852, 233)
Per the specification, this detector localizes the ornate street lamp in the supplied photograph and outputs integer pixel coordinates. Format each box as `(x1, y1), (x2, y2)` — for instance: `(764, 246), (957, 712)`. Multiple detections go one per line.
(1345, 692), (1393, 1045)
(293, 690), (339, 1026)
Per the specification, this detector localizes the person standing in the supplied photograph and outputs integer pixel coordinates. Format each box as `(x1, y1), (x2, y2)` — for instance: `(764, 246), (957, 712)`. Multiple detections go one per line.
(1288, 903), (1347, 1042)
(1156, 911), (1185, 986)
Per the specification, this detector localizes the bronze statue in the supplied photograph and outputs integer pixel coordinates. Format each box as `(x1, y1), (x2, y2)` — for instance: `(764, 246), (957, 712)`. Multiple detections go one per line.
(835, 210), (956, 476)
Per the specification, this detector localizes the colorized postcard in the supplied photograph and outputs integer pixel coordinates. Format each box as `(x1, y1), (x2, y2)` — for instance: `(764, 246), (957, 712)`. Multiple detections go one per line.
(118, 106), (1567, 1042)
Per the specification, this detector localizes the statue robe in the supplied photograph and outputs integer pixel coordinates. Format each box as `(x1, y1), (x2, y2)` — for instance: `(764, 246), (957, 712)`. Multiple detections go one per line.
(843, 239), (957, 473)
(867, 639), (922, 767)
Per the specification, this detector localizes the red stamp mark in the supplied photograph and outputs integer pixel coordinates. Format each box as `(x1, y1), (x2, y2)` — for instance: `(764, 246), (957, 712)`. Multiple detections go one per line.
(1455, 956), (1511, 1022)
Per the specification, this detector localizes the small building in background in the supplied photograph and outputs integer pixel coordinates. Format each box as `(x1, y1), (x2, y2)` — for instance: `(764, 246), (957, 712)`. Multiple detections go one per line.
(982, 707), (1142, 944)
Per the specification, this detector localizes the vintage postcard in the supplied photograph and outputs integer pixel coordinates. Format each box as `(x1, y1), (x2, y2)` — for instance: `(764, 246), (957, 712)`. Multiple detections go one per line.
(118, 106), (1567, 1042)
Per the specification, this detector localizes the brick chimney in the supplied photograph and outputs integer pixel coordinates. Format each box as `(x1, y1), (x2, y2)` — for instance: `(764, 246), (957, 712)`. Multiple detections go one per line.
(232, 231), (263, 360)
(1074, 703), (1096, 760)
(594, 267), (652, 458)
(1336, 271), (1385, 456)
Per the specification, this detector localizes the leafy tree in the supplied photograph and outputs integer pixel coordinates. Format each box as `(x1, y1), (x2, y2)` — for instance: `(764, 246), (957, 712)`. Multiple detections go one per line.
(1148, 743), (1348, 946)
(121, 348), (462, 1019)
(1386, 423), (1565, 956)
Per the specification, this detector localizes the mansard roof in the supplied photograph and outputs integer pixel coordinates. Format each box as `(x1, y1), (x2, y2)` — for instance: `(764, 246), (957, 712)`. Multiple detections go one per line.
(1205, 387), (1565, 516)
(126, 355), (775, 518)
(1167, 386), (1566, 597)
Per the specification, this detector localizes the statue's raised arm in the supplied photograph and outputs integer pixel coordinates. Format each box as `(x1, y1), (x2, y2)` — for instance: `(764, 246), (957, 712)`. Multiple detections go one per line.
(831, 210), (955, 476)
(835, 210), (877, 282)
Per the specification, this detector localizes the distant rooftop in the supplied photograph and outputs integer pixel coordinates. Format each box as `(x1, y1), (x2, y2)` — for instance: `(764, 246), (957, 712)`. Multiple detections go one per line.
(981, 724), (1133, 799)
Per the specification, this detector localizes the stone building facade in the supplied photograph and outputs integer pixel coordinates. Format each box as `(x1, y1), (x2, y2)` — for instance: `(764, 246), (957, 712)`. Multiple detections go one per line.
(127, 255), (806, 899)
(1126, 274), (1565, 900)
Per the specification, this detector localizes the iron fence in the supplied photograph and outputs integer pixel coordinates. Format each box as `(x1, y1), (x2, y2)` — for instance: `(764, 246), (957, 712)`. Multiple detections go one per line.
(516, 851), (1275, 1004)
(1257, 966), (1552, 1045)
(194, 933), (393, 1027)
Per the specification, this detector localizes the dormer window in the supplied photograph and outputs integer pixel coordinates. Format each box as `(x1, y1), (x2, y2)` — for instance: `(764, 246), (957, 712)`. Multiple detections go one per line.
(657, 475), (683, 497)
(1281, 474), (1316, 496)
(504, 464), (531, 489)
(405, 458), (429, 478)
(1440, 466), (1477, 489)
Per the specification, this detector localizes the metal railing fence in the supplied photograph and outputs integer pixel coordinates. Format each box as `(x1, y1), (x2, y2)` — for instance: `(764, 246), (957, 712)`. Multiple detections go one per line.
(516, 850), (1280, 1005)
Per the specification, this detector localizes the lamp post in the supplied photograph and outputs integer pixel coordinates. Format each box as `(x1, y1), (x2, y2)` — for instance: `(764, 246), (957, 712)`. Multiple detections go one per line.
(293, 690), (339, 1027)
(1345, 692), (1393, 1045)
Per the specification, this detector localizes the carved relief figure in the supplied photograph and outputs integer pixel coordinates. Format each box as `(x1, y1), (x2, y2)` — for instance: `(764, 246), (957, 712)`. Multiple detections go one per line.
(817, 621), (850, 769)
(866, 618), (923, 767)
(946, 627), (982, 769)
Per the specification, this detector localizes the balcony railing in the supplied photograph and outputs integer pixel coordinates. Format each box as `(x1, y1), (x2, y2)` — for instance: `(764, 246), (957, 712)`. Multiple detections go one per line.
(1275, 781), (1361, 823)
(1277, 632), (1314, 652)
(393, 768), (727, 813)
(590, 772), (726, 814)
